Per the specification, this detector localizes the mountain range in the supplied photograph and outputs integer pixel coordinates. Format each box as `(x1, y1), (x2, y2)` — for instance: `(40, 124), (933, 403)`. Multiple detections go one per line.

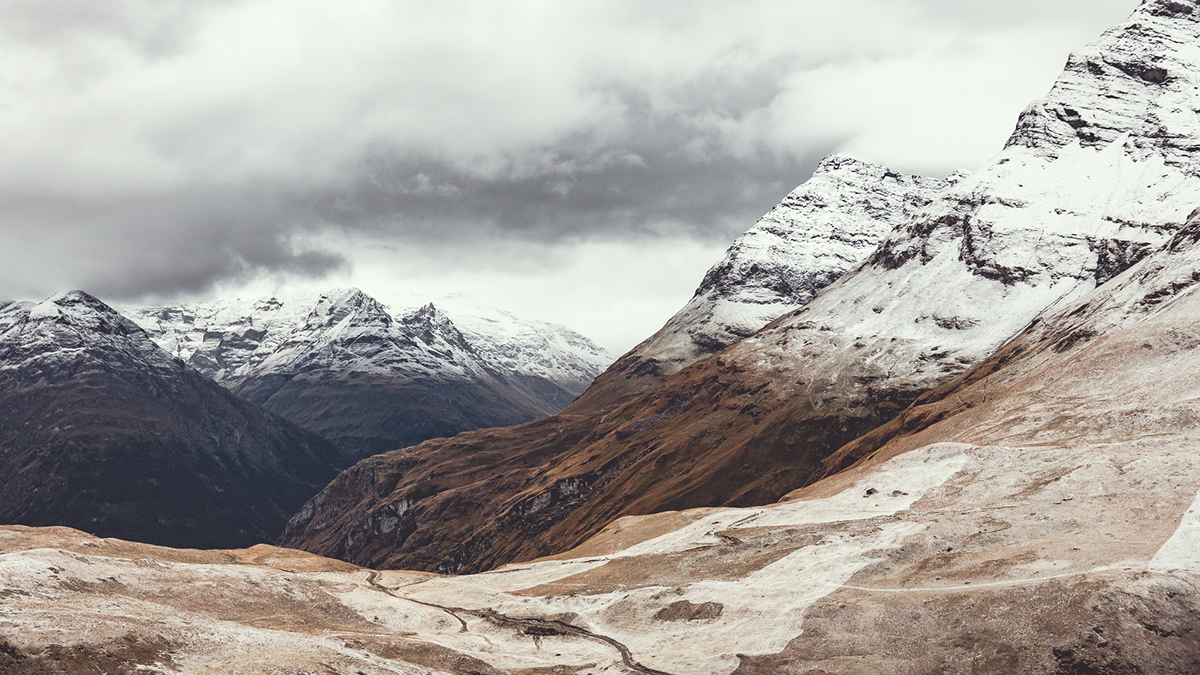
(125, 289), (610, 461)
(0, 291), (342, 548)
(0, 287), (610, 549)
(5, 1), (1200, 673)
(280, 0), (1200, 574)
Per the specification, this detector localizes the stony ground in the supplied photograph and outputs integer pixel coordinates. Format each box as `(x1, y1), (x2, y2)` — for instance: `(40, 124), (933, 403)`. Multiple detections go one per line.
(4, 434), (1200, 673)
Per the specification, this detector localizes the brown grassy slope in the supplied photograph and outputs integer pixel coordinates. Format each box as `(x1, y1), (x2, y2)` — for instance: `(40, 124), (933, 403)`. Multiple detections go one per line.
(280, 309), (930, 573)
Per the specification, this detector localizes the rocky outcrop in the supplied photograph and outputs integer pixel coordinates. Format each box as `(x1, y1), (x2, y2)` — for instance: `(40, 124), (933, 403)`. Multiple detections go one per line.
(127, 289), (610, 460)
(281, 0), (1200, 574)
(0, 291), (342, 549)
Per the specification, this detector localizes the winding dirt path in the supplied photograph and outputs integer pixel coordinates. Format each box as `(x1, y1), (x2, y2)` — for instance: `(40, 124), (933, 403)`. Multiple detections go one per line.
(365, 571), (673, 675)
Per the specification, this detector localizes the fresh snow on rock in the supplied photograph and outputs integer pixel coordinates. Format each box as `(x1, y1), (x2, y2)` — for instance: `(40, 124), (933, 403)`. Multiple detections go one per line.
(389, 295), (611, 397)
(737, 0), (1200, 398)
(629, 155), (963, 376)
(124, 288), (611, 398)
(0, 291), (182, 377)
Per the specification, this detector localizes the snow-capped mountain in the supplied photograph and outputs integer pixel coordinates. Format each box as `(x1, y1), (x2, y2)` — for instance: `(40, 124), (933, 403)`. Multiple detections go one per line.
(19, 206), (1200, 672)
(124, 288), (611, 459)
(628, 155), (963, 378)
(1, 291), (181, 379)
(0, 291), (341, 549)
(281, 0), (1200, 575)
(409, 297), (610, 399)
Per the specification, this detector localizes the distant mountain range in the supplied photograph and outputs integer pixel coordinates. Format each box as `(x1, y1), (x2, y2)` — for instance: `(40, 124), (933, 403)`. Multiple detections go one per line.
(124, 289), (610, 461)
(0, 288), (610, 548)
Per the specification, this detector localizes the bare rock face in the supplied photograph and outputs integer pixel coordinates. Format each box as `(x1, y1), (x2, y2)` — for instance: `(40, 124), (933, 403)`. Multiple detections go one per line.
(0, 291), (342, 549)
(126, 289), (610, 461)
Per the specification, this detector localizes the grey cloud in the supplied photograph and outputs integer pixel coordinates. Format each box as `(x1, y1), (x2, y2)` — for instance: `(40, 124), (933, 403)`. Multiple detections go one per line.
(325, 81), (835, 243)
(0, 186), (347, 300)
(0, 0), (1146, 303)
(915, 0), (1137, 30)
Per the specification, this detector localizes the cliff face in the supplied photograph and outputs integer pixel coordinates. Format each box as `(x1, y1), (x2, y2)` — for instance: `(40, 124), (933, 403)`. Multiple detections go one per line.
(281, 0), (1200, 574)
(0, 292), (342, 549)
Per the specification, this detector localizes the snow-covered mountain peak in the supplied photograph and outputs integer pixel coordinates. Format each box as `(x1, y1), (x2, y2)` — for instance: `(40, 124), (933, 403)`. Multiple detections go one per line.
(731, 0), (1200, 410)
(1008, 0), (1200, 164)
(382, 295), (612, 396)
(625, 153), (960, 378)
(301, 288), (393, 332)
(0, 291), (180, 378)
(125, 288), (611, 402)
(122, 289), (613, 456)
(397, 304), (475, 356)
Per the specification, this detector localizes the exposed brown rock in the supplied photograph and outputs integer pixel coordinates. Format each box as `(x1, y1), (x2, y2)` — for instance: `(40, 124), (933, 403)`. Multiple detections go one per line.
(654, 601), (724, 622)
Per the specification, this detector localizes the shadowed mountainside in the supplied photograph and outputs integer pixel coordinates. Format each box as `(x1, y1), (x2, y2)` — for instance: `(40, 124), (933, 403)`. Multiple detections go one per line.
(0, 291), (342, 549)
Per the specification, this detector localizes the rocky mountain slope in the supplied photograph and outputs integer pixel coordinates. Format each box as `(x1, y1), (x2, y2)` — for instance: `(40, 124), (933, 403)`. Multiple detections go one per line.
(581, 157), (961, 410)
(125, 289), (610, 460)
(280, 0), (1200, 574)
(13, 209), (1200, 671)
(628, 155), (961, 380)
(0, 291), (342, 549)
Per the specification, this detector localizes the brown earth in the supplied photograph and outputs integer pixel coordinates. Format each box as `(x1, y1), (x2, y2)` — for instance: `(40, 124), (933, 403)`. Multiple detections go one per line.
(280, 334), (930, 573)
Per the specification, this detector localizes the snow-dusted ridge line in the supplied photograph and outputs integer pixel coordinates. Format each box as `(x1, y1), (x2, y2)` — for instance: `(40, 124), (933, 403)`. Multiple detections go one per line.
(744, 0), (1200, 398)
(0, 290), (184, 376)
(627, 154), (965, 377)
(122, 288), (612, 395)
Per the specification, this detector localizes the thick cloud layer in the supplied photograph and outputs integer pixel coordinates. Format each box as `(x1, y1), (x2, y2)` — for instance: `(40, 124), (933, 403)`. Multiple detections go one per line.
(0, 0), (1138, 349)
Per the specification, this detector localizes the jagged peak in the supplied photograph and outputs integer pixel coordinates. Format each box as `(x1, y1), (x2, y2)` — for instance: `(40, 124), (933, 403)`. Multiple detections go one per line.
(1005, 0), (1200, 158)
(24, 290), (145, 336)
(812, 154), (878, 174)
(399, 302), (475, 351)
(304, 287), (392, 329)
(1140, 0), (1198, 21)
(808, 153), (957, 186)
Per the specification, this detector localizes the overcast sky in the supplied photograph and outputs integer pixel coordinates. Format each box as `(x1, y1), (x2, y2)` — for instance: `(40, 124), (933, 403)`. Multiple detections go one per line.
(0, 0), (1141, 352)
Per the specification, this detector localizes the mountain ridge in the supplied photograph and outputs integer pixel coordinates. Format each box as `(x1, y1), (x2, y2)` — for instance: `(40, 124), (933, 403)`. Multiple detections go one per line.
(0, 290), (343, 549)
(126, 288), (611, 459)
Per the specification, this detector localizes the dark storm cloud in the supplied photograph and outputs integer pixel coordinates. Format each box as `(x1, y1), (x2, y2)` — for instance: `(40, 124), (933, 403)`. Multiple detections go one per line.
(0, 0), (1142, 302)
(322, 84), (835, 244)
